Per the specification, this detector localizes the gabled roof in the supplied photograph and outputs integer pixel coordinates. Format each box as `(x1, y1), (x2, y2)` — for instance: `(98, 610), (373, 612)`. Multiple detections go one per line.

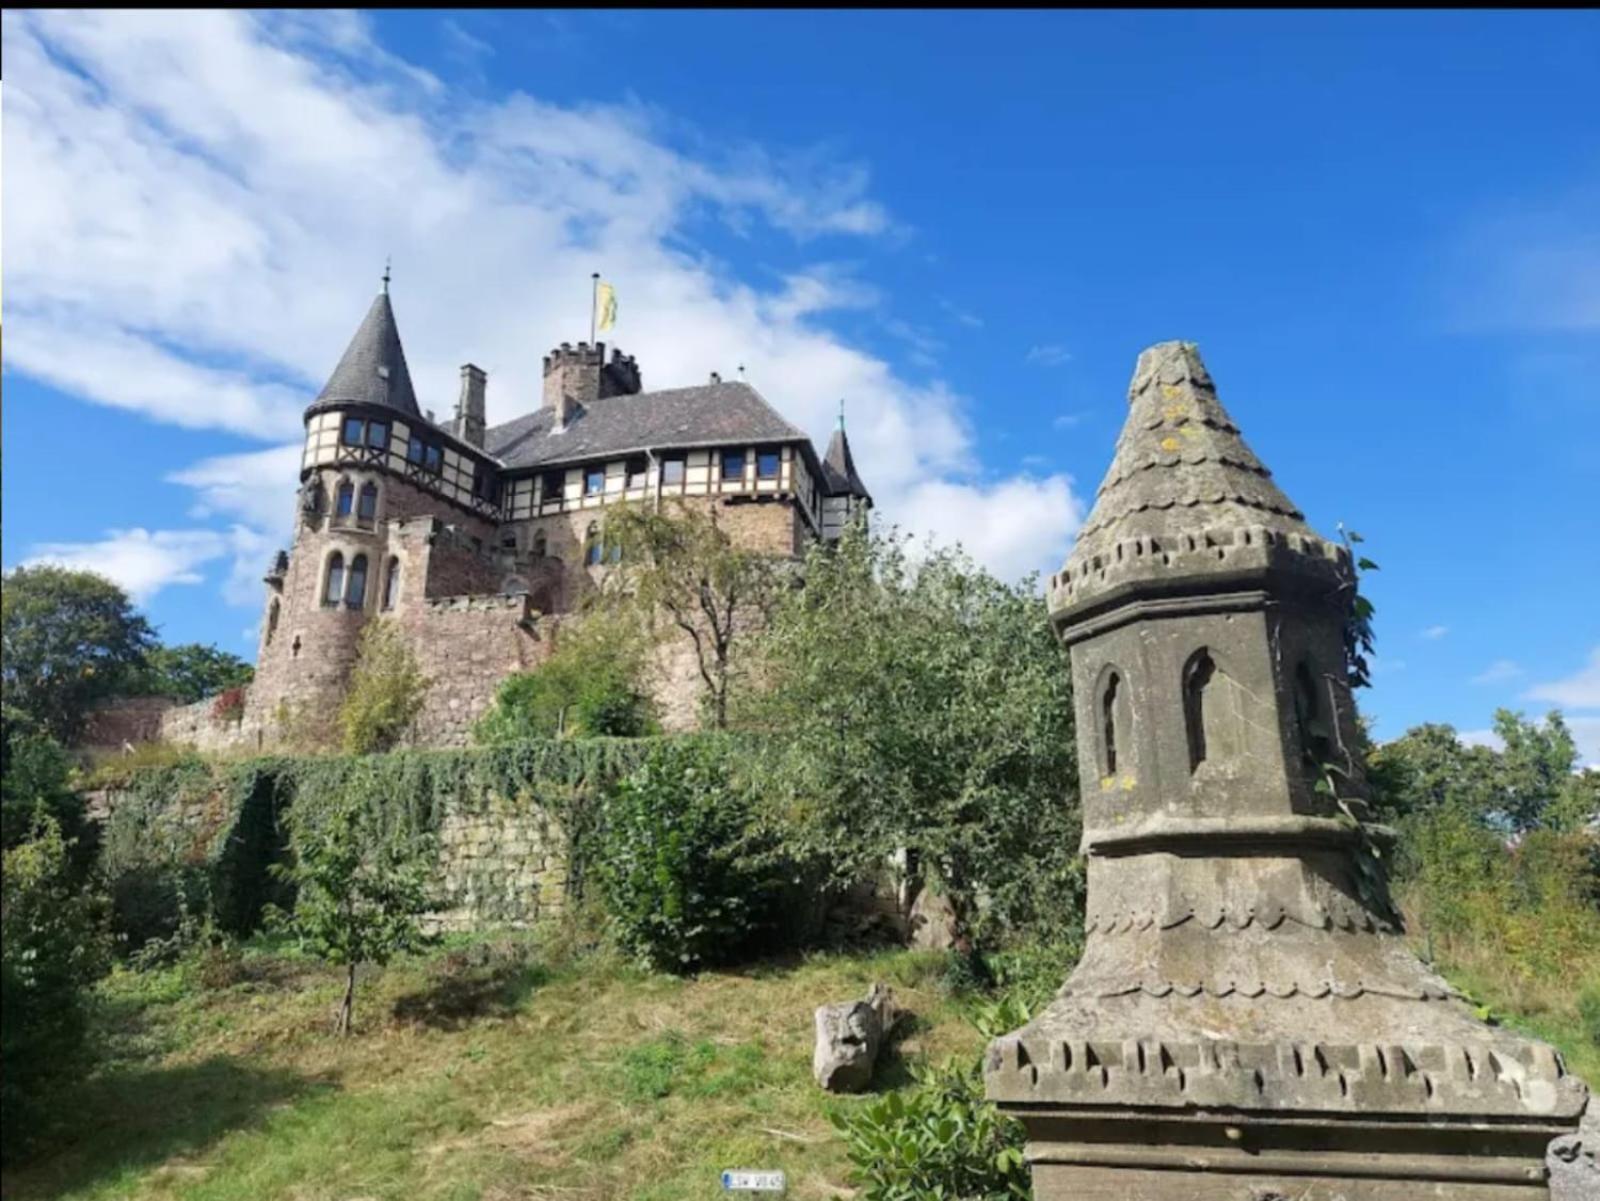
(483, 380), (809, 471)
(821, 425), (871, 501)
(312, 291), (422, 418)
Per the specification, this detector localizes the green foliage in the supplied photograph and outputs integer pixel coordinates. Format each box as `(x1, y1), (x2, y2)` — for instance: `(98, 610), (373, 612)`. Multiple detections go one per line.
(271, 772), (435, 1034)
(746, 523), (1082, 953)
(338, 618), (430, 753)
(605, 500), (785, 729)
(1, 565), (158, 741)
(475, 606), (654, 742)
(2, 817), (111, 1158)
(134, 642), (255, 704)
(831, 1057), (1028, 1201)
(1, 707), (85, 852)
(596, 739), (784, 972)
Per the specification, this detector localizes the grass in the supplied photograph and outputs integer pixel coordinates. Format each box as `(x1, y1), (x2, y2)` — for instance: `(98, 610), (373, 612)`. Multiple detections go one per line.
(8, 919), (1594, 1201)
(4, 938), (983, 1201)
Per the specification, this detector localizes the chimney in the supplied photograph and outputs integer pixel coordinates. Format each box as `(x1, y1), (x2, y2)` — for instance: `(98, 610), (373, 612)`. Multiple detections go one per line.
(709, 371), (721, 384)
(454, 364), (487, 447)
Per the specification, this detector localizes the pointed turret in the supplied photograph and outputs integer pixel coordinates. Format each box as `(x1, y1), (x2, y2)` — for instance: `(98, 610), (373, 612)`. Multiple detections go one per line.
(313, 290), (422, 418)
(1052, 340), (1347, 626)
(821, 403), (871, 503)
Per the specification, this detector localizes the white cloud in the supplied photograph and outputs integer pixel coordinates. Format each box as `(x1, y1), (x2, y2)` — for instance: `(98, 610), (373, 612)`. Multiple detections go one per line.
(1523, 646), (1600, 709)
(1457, 728), (1502, 752)
(5, 9), (1084, 608)
(1026, 344), (1071, 367)
(1470, 659), (1523, 685)
(1052, 412), (1089, 431)
(21, 529), (232, 603)
(1568, 717), (1600, 771)
(1421, 625), (1449, 640)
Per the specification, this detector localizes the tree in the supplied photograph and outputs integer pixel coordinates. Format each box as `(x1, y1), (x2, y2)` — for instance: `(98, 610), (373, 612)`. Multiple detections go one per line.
(743, 523), (1081, 951)
(136, 643), (254, 704)
(474, 603), (654, 743)
(1, 566), (157, 741)
(338, 619), (430, 753)
(273, 782), (433, 1035)
(604, 501), (785, 730)
(1, 706), (84, 853)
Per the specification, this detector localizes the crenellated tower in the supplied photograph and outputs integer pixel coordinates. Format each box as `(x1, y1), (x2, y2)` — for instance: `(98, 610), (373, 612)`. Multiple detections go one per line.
(985, 341), (1588, 1199)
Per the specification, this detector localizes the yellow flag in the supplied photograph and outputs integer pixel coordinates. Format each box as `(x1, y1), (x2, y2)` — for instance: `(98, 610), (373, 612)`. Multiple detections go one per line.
(596, 281), (618, 333)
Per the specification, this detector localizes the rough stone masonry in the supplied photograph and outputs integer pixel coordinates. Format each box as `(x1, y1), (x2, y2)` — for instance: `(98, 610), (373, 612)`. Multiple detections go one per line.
(984, 341), (1591, 1199)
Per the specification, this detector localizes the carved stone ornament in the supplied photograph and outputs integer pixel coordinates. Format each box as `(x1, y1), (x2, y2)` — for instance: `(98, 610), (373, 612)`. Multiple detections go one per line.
(985, 342), (1589, 1199)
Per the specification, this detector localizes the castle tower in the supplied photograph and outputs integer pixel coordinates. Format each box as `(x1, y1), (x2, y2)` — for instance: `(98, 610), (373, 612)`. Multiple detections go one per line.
(819, 407), (872, 540)
(985, 342), (1588, 1198)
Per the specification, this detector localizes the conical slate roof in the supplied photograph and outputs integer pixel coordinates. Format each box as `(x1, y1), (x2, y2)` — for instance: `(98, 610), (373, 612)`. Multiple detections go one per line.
(313, 291), (422, 418)
(1052, 341), (1346, 619)
(822, 424), (871, 501)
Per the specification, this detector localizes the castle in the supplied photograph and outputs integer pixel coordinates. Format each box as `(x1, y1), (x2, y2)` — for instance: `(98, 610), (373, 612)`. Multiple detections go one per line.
(156, 282), (871, 750)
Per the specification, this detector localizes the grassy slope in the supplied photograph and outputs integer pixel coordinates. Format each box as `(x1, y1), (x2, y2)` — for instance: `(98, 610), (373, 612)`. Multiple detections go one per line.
(5, 940), (984, 1201)
(7, 929), (1593, 1201)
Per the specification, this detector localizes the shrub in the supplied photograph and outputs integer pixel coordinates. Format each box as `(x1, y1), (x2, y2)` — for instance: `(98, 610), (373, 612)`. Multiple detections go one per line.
(211, 685), (247, 725)
(831, 1056), (1028, 1201)
(339, 619), (429, 753)
(1, 817), (111, 1158)
(1, 711), (85, 853)
(596, 740), (784, 972)
(475, 606), (654, 742)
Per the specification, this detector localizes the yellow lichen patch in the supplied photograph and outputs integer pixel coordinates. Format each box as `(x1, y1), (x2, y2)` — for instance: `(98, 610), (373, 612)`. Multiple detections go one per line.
(1100, 775), (1116, 791)
(1120, 775), (1138, 791)
(1160, 436), (1181, 452)
(1162, 403), (1187, 422)
(1161, 383), (1182, 400)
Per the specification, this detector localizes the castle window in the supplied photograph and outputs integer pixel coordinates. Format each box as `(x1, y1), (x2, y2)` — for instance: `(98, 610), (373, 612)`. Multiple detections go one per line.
(382, 558), (400, 611)
(584, 523), (602, 566)
(342, 417), (365, 446)
(365, 422), (388, 450)
(722, 451), (746, 481)
(1184, 648), (1245, 773)
(473, 464), (500, 505)
(336, 481), (355, 518)
(424, 444), (442, 474)
(323, 552), (345, 607)
(500, 532), (518, 551)
(585, 467), (605, 496)
(757, 449), (781, 480)
(626, 456), (649, 489)
(357, 482), (378, 524)
(345, 554), (368, 609)
(661, 457), (685, 486)
(1183, 650), (1215, 771)
(532, 530), (547, 559)
(407, 435), (425, 464)
(542, 470), (566, 506)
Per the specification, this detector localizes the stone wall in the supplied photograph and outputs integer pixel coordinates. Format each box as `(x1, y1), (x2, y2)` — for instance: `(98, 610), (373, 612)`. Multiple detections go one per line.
(80, 696), (178, 750)
(160, 696), (259, 755)
(427, 801), (569, 932)
(405, 595), (559, 746)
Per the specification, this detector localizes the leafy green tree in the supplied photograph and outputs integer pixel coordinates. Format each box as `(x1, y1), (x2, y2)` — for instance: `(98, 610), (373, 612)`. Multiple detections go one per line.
(1, 566), (157, 741)
(136, 643), (255, 704)
(273, 783), (434, 1035)
(1, 706), (84, 852)
(475, 604), (654, 742)
(2, 815), (111, 1155)
(338, 619), (430, 753)
(604, 501), (785, 729)
(744, 524), (1081, 951)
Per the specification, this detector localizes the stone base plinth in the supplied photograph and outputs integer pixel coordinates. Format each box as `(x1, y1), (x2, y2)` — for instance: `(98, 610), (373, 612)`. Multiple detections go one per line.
(1016, 1110), (1563, 1200)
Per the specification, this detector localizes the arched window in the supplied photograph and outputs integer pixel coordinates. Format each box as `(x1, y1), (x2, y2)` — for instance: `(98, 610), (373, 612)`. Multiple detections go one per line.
(531, 530), (547, 559)
(336, 481), (355, 519)
(584, 523), (602, 566)
(1101, 671), (1125, 776)
(357, 482), (378, 524)
(323, 552), (345, 607)
(382, 558), (400, 610)
(346, 554), (368, 609)
(266, 598), (280, 645)
(1183, 650), (1216, 770)
(1294, 661), (1332, 771)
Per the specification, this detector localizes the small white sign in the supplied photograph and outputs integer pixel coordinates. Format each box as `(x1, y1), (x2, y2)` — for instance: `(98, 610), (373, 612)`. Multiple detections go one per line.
(721, 1169), (786, 1192)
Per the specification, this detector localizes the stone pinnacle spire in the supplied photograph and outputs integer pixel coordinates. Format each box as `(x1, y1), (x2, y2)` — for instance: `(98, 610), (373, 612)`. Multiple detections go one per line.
(823, 410), (871, 502)
(313, 289), (421, 418)
(990, 339), (1588, 1200)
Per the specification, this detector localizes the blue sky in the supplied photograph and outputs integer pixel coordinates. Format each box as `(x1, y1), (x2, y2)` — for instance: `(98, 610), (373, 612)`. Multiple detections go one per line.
(3, 10), (1597, 757)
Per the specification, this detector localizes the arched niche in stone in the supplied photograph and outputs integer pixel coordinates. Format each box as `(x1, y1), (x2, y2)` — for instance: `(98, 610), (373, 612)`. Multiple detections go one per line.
(1096, 664), (1132, 780)
(1182, 646), (1247, 775)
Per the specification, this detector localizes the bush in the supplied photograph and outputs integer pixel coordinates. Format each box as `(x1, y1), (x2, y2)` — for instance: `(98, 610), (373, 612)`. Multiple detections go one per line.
(1, 711), (85, 853)
(831, 1056), (1029, 1201)
(596, 740), (784, 972)
(339, 619), (429, 753)
(1, 817), (111, 1158)
(475, 607), (654, 742)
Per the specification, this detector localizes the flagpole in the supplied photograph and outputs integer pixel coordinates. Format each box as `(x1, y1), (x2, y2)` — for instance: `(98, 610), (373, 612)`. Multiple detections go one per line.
(590, 272), (600, 345)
